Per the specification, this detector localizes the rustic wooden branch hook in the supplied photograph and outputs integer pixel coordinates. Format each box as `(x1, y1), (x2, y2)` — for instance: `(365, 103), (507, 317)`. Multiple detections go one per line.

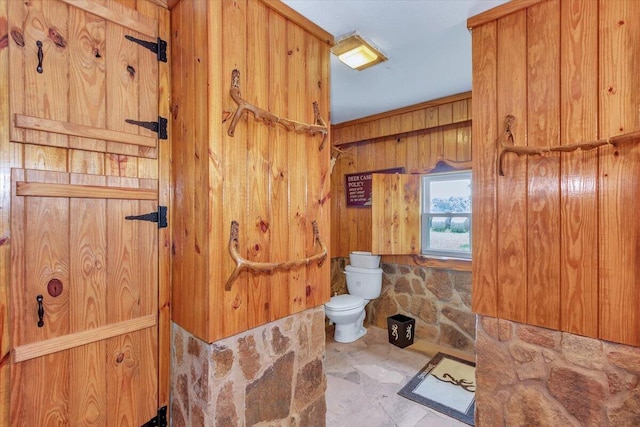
(224, 220), (328, 291)
(497, 114), (640, 176)
(226, 69), (329, 150)
(498, 114), (516, 176)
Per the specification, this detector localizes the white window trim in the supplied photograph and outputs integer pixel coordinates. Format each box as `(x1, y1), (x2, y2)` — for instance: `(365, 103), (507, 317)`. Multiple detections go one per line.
(421, 170), (472, 259)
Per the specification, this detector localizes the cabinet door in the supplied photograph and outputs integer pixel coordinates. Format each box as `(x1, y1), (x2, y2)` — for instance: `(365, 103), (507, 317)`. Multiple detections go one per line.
(8, 0), (160, 158)
(10, 169), (159, 426)
(371, 173), (421, 255)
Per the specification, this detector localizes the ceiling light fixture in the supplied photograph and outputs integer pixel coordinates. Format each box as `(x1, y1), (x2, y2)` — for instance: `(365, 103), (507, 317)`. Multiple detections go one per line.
(331, 32), (387, 71)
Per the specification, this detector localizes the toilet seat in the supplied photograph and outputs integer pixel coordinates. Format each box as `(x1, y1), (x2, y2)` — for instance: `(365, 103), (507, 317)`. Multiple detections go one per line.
(325, 294), (365, 312)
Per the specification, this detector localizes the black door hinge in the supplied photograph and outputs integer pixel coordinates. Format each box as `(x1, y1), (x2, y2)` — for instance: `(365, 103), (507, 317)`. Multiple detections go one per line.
(126, 116), (168, 140)
(141, 406), (167, 427)
(125, 35), (167, 62)
(125, 206), (167, 229)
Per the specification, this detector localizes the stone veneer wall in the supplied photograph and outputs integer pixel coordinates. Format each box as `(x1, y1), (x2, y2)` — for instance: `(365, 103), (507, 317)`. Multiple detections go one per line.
(330, 258), (474, 356)
(171, 307), (327, 426)
(476, 315), (640, 426)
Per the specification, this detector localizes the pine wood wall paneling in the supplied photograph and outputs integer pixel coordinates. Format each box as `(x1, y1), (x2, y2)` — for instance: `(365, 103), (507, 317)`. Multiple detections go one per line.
(286, 22), (307, 314)
(396, 132), (409, 172)
(441, 102), (458, 161)
(471, 0), (640, 347)
(559, 0), (599, 337)
(153, 1), (171, 408)
(206, 0), (225, 342)
(495, 10), (528, 323)
(222, 0), (249, 336)
(525, 0), (561, 330)
(430, 127), (445, 162)
(304, 25), (330, 309)
(468, 0), (545, 30)
(415, 114), (432, 172)
(337, 144), (356, 258)
(246, 2), (271, 328)
(443, 124), (458, 161)
(598, 0), (640, 346)
(319, 33), (331, 296)
(267, 10), (290, 321)
(170, 0), (197, 338)
(456, 129), (471, 162)
(456, 100), (472, 161)
(332, 91), (473, 146)
(407, 115), (423, 173)
(471, 21), (498, 317)
(355, 139), (374, 253)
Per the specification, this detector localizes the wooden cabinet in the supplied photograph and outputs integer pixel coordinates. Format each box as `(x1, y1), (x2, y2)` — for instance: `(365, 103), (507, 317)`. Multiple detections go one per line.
(469, 0), (640, 346)
(170, 0), (332, 343)
(371, 173), (421, 256)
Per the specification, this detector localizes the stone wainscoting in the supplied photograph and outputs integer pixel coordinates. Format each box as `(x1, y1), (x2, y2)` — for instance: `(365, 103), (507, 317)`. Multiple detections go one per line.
(171, 307), (327, 426)
(330, 258), (474, 356)
(476, 315), (640, 426)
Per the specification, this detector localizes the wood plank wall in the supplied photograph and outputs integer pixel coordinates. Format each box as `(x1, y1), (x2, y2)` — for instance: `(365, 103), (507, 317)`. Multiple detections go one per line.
(331, 93), (472, 268)
(470, 0), (640, 346)
(170, 0), (332, 343)
(0, 1), (171, 424)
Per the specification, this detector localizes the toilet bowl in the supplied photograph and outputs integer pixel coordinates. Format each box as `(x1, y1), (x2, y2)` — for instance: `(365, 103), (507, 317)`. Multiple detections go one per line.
(325, 264), (383, 343)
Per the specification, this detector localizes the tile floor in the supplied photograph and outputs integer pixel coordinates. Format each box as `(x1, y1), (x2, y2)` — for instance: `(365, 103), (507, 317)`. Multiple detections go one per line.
(325, 325), (471, 427)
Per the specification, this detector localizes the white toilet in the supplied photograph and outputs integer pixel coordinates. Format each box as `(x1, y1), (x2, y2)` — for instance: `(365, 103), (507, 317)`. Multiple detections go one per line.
(325, 255), (383, 343)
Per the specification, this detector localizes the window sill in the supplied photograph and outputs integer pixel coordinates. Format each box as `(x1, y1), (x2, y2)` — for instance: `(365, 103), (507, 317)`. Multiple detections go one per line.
(408, 254), (472, 272)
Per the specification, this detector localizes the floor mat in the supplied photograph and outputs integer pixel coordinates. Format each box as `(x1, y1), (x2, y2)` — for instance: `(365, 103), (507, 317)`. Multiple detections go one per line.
(397, 352), (475, 425)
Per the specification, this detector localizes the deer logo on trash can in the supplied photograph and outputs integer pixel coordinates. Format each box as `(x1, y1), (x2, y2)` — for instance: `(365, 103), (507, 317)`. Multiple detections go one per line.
(391, 324), (399, 340)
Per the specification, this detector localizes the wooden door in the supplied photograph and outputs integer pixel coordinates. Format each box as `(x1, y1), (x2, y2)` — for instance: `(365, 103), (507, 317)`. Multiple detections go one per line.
(8, 0), (161, 159)
(10, 169), (159, 426)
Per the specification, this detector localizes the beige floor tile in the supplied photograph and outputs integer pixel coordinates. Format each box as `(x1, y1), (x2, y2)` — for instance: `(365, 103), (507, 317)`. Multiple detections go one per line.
(325, 325), (470, 427)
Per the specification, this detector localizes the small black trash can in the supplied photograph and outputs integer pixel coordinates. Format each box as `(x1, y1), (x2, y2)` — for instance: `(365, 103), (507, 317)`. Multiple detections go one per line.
(387, 314), (415, 348)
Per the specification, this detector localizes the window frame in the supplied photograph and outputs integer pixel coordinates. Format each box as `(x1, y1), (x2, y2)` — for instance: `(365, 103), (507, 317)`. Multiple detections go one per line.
(420, 170), (472, 259)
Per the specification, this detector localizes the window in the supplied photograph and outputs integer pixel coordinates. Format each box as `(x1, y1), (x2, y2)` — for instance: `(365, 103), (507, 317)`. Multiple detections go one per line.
(421, 170), (472, 259)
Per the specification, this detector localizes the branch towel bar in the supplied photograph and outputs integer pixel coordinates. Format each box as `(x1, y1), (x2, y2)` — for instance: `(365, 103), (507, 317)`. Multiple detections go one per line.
(224, 220), (328, 291)
(498, 115), (640, 176)
(226, 69), (329, 150)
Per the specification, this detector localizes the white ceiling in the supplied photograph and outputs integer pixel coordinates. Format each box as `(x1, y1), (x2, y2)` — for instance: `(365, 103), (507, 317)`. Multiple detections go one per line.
(282, 0), (509, 124)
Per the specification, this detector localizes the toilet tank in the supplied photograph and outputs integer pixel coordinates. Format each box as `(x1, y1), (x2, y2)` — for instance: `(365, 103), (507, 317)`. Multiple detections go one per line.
(344, 265), (383, 300)
(349, 251), (381, 268)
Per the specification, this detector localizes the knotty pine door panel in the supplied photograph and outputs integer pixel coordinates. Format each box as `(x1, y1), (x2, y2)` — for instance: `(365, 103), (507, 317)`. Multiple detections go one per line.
(8, 0), (160, 158)
(10, 169), (158, 426)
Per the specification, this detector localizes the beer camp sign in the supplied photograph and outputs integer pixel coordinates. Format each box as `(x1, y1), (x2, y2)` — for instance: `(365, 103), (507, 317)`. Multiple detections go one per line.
(345, 167), (404, 207)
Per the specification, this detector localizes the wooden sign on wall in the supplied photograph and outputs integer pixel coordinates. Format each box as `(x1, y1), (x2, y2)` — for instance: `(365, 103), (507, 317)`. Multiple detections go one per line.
(345, 167), (404, 207)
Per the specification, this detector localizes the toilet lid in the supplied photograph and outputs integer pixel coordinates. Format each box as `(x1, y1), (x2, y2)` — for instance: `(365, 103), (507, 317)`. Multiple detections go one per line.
(325, 294), (365, 311)
(345, 265), (383, 274)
